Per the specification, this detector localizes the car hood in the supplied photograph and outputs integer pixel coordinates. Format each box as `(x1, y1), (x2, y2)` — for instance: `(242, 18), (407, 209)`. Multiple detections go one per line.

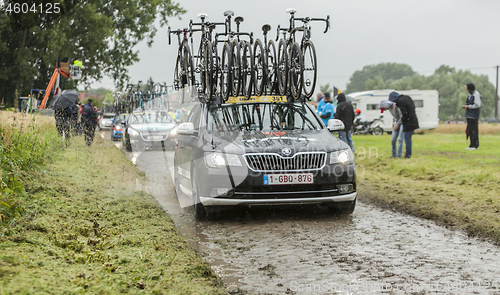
(203, 129), (349, 155)
(129, 123), (176, 132)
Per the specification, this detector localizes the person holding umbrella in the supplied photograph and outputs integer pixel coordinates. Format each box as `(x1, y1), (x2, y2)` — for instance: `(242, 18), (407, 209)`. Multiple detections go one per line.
(51, 89), (78, 146)
(82, 99), (99, 146)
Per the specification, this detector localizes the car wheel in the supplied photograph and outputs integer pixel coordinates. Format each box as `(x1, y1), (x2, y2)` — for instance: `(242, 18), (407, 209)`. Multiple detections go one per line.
(191, 170), (207, 221)
(329, 198), (356, 215)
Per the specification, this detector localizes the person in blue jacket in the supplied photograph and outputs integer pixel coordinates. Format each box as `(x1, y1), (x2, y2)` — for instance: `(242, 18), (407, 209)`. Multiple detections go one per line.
(318, 92), (334, 126)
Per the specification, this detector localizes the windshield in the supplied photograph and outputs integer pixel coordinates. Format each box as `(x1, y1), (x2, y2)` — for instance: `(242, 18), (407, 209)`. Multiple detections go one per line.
(207, 103), (322, 132)
(129, 111), (173, 124)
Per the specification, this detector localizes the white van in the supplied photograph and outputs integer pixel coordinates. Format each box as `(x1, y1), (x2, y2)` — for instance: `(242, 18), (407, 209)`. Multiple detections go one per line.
(347, 89), (439, 133)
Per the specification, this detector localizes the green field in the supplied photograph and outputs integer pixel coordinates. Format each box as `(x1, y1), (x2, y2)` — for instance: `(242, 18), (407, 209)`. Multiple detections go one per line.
(354, 130), (500, 243)
(1, 111), (225, 294)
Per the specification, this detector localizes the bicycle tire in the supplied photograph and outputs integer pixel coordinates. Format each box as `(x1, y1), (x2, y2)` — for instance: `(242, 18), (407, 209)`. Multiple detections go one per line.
(302, 40), (317, 99)
(277, 39), (288, 96)
(289, 42), (303, 99)
(266, 39), (277, 95)
(253, 39), (265, 97)
(231, 40), (241, 97)
(203, 41), (213, 100)
(240, 41), (254, 99)
(174, 48), (184, 103)
(182, 42), (196, 102)
(220, 42), (232, 101)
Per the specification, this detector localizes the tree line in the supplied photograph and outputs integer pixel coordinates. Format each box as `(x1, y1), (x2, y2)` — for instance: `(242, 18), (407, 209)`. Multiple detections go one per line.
(344, 63), (496, 120)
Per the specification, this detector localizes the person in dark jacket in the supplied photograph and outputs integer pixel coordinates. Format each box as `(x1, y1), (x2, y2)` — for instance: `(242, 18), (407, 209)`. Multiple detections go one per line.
(54, 106), (72, 145)
(82, 99), (99, 146)
(70, 102), (80, 136)
(463, 83), (481, 150)
(334, 93), (355, 152)
(389, 91), (419, 158)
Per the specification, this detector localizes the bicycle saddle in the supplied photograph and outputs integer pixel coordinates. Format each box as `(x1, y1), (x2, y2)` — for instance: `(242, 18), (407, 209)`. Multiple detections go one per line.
(262, 24), (271, 33)
(224, 10), (234, 17)
(235, 16), (244, 23)
(197, 13), (208, 19)
(285, 8), (296, 14)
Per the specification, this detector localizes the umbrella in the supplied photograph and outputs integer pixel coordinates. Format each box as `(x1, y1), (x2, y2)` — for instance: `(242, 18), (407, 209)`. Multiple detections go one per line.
(50, 89), (78, 110)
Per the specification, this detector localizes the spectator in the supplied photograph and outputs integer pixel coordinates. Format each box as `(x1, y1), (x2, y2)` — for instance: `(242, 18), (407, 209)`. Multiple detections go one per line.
(82, 99), (99, 146)
(54, 106), (72, 145)
(379, 100), (404, 158)
(318, 92), (334, 127)
(463, 83), (481, 150)
(316, 91), (325, 116)
(334, 93), (355, 152)
(388, 91), (419, 158)
(70, 102), (80, 136)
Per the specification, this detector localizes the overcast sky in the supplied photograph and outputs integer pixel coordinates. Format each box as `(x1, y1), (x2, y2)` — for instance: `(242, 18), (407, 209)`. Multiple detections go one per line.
(90, 0), (500, 93)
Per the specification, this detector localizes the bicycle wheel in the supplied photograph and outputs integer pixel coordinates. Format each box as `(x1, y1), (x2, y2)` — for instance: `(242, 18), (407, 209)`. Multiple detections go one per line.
(240, 41), (254, 99)
(288, 42), (303, 99)
(231, 40), (241, 97)
(220, 42), (232, 101)
(174, 48), (184, 103)
(302, 41), (317, 99)
(203, 41), (213, 100)
(277, 39), (288, 96)
(253, 39), (265, 97)
(266, 40), (277, 95)
(182, 42), (196, 102)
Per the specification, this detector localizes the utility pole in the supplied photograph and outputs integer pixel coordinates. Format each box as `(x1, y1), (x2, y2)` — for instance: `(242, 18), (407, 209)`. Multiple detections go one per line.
(495, 65), (499, 122)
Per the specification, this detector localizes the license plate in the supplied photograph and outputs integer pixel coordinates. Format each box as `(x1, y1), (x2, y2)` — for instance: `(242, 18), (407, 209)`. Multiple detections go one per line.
(148, 136), (164, 140)
(263, 173), (313, 185)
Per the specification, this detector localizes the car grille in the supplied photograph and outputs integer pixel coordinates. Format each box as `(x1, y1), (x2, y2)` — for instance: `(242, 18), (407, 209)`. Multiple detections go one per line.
(244, 152), (326, 172)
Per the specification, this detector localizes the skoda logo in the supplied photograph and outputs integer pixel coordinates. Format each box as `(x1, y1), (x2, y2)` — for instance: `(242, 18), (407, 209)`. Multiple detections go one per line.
(282, 147), (292, 156)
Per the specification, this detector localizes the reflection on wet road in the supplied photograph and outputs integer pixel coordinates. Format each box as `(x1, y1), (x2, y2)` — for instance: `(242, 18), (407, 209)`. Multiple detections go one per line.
(100, 130), (500, 294)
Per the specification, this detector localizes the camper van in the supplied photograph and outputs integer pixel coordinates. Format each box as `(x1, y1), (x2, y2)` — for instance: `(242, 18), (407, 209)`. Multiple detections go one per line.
(347, 89), (439, 133)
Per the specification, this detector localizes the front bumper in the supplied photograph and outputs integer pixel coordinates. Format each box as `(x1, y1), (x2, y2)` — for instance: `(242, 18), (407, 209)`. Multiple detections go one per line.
(200, 192), (356, 206)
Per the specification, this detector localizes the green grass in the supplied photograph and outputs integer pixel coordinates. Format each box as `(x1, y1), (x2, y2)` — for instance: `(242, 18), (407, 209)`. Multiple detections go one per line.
(1, 130), (226, 294)
(353, 132), (500, 243)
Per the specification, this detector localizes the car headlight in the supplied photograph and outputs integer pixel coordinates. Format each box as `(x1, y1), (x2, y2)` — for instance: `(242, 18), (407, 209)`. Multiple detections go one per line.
(329, 149), (354, 165)
(169, 127), (178, 136)
(128, 128), (139, 136)
(205, 152), (242, 168)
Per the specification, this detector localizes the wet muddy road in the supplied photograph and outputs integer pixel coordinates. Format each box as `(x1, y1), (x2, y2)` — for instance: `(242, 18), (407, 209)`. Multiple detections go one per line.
(101, 131), (500, 294)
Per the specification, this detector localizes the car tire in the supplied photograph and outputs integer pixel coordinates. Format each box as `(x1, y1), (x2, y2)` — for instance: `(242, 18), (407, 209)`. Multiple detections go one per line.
(329, 198), (356, 215)
(191, 170), (207, 221)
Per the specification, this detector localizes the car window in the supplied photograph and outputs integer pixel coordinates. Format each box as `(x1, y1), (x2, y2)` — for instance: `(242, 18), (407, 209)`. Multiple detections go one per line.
(207, 103), (322, 132)
(130, 111), (173, 124)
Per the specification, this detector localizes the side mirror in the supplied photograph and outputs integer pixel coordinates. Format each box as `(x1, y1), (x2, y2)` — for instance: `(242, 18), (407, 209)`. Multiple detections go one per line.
(177, 122), (196, 135)
(327, 119), (345, 131)
(121, 122), (126, 126)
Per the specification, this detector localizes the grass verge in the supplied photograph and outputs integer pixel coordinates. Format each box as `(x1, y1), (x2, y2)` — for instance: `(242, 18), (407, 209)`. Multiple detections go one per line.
(1, 113), (225, 294)
(353, 128), (500, 244)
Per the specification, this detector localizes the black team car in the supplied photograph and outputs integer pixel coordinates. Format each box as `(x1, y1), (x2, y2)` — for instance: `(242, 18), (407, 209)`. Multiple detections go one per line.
(174, 97), (356, 220)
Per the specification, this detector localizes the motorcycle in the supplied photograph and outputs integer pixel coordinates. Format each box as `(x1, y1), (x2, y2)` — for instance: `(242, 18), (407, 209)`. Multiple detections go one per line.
(353, 115), (384, 135)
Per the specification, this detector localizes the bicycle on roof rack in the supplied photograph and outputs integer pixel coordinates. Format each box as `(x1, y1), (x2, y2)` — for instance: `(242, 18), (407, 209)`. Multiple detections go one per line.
(276, 8), (330, 99)
(189, 13), (225, 102)
(260, 24), (278, 96)
(168, 27), (196, 104)
(213, 11), (255, 101)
